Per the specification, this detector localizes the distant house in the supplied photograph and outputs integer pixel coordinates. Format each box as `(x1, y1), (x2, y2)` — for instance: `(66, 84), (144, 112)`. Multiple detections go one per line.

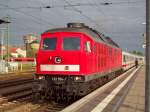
(0, 44), (6, 55)
(16, 48), (26, 57)
(0, 45), (26, 58)
(10, 47), (26, 58)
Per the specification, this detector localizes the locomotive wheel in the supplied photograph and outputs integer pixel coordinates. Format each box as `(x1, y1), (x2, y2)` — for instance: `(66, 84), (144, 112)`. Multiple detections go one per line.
(44, 88), (52, 101)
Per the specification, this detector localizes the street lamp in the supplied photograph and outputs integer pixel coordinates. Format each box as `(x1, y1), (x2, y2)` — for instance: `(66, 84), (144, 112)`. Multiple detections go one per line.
(0, 18), (11, 73)
(0, 28), (7, 61)
(0, 19), (10, 24)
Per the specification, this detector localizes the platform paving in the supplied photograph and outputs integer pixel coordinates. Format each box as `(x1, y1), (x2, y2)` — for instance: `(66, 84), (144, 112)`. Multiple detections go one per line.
(116, 66), (145, 112)
(97, 66), (145, 112)
(61, 66), (145, 112)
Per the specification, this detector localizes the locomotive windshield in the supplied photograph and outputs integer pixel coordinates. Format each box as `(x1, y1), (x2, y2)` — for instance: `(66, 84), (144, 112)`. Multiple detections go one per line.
(62, 37), (80, 50)
(41, 37), (57, 50)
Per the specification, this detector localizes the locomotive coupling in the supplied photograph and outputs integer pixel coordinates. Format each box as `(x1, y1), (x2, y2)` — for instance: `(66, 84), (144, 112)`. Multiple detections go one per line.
(34, 74), (45, 80)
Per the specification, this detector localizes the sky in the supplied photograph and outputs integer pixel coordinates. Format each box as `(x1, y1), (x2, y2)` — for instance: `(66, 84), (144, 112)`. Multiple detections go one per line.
(0, 0), (146, 53)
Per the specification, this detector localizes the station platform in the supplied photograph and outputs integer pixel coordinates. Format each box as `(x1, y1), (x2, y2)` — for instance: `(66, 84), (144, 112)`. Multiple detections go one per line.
(102, 66), (145, 112)
(61, 66), (145, 112)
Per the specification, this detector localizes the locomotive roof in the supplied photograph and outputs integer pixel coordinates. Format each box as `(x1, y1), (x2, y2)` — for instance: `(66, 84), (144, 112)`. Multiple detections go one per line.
(44, 27), (120, 49)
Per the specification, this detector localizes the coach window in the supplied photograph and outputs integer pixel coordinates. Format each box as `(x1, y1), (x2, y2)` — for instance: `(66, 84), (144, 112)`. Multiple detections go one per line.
(123, 55), (126, 62)
(62, 37), (80, 50)
(41, 37), (57, 50)
(84, 41), (91, 53)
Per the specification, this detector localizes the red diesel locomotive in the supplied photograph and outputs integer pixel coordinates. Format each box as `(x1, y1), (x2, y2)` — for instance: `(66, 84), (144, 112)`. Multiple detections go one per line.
(33, 23), (122, 102)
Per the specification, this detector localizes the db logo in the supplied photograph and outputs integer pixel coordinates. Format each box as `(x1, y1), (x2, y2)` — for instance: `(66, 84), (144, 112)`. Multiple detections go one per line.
(54, 56), (62, 64)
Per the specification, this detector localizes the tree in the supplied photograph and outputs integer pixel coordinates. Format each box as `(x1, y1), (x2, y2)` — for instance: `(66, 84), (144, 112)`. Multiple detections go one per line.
(130, 50), (144, 56)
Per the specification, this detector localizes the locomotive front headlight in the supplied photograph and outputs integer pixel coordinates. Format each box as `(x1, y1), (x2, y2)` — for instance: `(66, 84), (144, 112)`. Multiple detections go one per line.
(38, 76), (45, 80)
(75, 76), (82, 81)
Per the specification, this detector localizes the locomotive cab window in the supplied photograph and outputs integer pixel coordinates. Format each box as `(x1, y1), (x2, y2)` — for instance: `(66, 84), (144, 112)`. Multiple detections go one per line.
(84, 41), (91, 53)
(41, 37), (57, 50)
(62, 37), (80, 50)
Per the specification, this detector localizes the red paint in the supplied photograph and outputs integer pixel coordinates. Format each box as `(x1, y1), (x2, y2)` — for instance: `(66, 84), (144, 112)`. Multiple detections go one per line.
(36, 31), (122, 76)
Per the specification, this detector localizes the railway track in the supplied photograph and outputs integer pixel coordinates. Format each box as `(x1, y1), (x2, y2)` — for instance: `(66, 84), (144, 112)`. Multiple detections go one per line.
(0, 75), (35, 112)
(46, 104), (68, 112)
(0, 77), (34, 100)
(0, 73), (68, 112)
(0, 76), (34, 103)
(0, 67), (138, 112)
